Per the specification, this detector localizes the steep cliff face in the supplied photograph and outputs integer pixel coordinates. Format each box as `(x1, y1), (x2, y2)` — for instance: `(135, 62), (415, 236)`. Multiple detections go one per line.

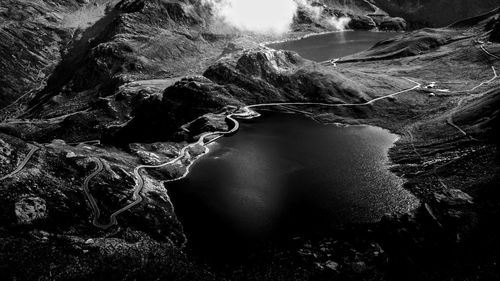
(0, 0), (94, 109)
(25, 0), (225, 117)
(294, 0), (407, 32)
(374, 0), (499, 27)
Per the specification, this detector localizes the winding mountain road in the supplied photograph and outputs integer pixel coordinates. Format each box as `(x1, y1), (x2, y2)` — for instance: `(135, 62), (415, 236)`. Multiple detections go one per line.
(81, 158), (105, 227)
(455, 65), (498, 94)
(80, 78), (422, 229)
(0, 144), (39, 181)
(446, 43), (498, 139)
(32, 48), (500, 230)
(86, 61), (494, 229)
(82, 127), (245, 229)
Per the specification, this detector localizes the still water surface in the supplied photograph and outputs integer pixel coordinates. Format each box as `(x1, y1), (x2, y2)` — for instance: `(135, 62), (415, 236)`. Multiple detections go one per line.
(267, 31), (396, 61)
(168, 112), (419, 256)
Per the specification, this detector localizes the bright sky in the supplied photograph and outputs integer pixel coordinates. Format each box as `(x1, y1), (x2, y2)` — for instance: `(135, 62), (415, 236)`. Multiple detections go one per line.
(211, 0), (298, 34)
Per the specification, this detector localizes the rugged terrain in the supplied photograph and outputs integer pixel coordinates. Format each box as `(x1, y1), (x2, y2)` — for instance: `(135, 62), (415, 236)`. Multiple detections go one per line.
(1, 0), (500, 280)
(373, 0), (500, 28)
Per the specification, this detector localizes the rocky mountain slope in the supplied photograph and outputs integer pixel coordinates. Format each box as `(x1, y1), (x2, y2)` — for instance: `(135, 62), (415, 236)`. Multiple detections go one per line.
(1, 0), (500, 280)
(113, 46), (416, 143)
(0, 0), (407, 143)
(0, 0), (104, 111)
(0, 0), (229, 122)
(295, 0), (407, 32)
(373, 0), (500, 28)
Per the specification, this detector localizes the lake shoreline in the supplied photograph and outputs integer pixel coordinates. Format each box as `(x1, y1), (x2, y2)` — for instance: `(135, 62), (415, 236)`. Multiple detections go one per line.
(167, 109), (419, 262)
(265, 30), (400, 62)
(261, 29), (403, 46)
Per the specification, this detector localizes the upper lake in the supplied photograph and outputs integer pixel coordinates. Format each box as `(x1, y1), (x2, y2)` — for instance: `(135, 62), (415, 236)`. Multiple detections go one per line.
(267, 31), (397, 61)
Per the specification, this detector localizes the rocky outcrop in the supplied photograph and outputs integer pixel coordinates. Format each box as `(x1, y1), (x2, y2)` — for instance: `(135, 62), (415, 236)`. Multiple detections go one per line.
(15, 196), (48, 225)
(348, 14), (377, 30)
(434, 189), (474, 207)
(294, 1), (406, 32)
(376, 16), (407, 31)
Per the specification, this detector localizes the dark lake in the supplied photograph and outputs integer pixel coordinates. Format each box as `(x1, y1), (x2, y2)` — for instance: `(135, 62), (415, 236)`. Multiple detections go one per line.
(267, 31), (397, 62)
(168, 111), (419, 258)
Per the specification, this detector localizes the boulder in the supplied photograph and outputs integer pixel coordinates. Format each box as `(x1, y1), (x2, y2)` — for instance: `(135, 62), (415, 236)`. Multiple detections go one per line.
(66, 151), (77, 158)
(325, 260), (340, 271)
(434, 189), (474, 207)
(378, 17), (407, 31)
(15, 196), (48, 224)
(348, 15), (377, 30)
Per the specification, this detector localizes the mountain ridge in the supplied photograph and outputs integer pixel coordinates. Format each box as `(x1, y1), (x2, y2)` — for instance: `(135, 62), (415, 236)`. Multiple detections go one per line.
(1, 1), (499, 280)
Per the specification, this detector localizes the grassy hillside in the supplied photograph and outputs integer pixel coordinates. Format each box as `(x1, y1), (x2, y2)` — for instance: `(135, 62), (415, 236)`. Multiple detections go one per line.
(374, 0), (499, 27)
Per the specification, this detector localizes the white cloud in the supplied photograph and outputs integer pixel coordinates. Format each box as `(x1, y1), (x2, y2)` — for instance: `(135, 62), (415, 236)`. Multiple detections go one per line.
(202, 0), (351, 34)
(203, 0), (298, 34)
